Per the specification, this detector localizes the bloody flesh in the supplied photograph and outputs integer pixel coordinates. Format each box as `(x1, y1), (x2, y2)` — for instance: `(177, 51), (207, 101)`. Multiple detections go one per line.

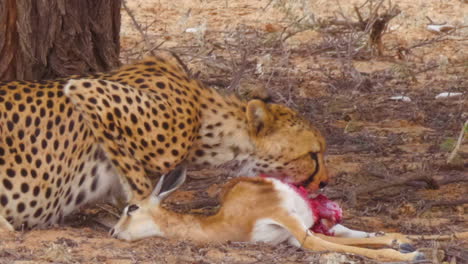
(260, 174), (342, 236)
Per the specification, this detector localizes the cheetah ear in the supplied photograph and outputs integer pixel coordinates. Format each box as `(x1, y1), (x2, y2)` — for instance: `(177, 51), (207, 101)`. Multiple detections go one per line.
(151, 164), (187, 201)
(246, 99), (273, 137)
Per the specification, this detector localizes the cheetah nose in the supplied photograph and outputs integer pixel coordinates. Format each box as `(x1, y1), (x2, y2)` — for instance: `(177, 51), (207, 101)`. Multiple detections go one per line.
(109, 228), (115, 237)
(319, 181), (328, 189)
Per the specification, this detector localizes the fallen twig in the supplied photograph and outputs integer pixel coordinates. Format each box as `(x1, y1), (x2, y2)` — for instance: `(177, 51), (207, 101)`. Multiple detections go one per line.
(407, 231), (468, 241)
(418, 199), (468, 215)
(227, 50), (249, 91)
(447, 120), (468, 165)
(96, 204), (120, 218)
(354, 173), (468, 196)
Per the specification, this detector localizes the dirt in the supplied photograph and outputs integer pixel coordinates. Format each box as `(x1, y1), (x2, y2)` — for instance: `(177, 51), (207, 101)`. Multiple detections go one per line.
(1, 0), (467, 263)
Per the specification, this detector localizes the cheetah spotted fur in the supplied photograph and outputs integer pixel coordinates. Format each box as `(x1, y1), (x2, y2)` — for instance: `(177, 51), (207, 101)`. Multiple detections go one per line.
(0, 53), (328, 230)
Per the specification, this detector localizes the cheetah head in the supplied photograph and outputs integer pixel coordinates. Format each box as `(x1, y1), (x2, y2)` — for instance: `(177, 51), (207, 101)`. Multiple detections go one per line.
(245, 100), (329, 192)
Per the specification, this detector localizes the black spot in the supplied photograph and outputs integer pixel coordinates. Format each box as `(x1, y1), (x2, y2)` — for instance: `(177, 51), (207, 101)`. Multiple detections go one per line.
(157, 134), (165, 142)
(91, 177), (99, 192)
(45, 213), (52, 222)
(6, 169), (15, 178)
(25, 116), (32, 127)
(46, 100), (54, 108)
(0, 195), (8, 206)
(156, 82), (166, 89)
(124, 126), (133, 136)
(21, 183), (29, 193)
(195, 149), (205, 157)
(103, 131), (114, 140)
(88, 97), (97, 104)
(13, 93), (21, 101)
(112, 95), (121, 103)
(45, 187), (52, 198)
(7, 121), (14, 131)
(114, 107), (122, 118)
(35, 159), (42, 169)
(75, 191), (86, 205)
(5, 102), (13, 110)
(144, 122), (152, 132)
(46, 154), (52, 164)
(12, 113), (19, 123)
(17, 203), (25, 213)
(34, 208), (43, 218)
(15, 155), (23, 164)
(130, 113), (138, 124)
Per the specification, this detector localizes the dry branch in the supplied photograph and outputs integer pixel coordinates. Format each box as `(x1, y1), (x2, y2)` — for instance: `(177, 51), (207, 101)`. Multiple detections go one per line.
(419, 199), (468, 215)
(122, 1), (150, 49)
(354, 173), (468, 196)
(318, 0), (400, 55)
(227, 50), (249, 91)
(407, 231), (468, 241)
(447, 120), (468, 164)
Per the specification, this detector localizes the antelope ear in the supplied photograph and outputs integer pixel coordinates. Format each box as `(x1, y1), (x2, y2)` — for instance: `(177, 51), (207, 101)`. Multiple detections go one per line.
(246, 100), (273, 136)
(151, 164), (187, 201)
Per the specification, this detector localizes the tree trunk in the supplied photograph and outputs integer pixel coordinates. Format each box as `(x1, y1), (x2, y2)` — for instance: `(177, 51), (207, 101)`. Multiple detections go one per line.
(0, 0), (121, 81)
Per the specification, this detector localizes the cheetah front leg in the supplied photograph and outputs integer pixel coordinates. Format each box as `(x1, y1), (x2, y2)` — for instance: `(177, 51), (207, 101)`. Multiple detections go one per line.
(0, 215), (14, 232)
(103, 144), (153, 203)
(65, 79), (157, 202)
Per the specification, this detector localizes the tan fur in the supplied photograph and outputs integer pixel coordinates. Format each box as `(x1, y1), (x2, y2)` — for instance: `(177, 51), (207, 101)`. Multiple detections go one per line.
(315, 232), (412, 248)
(112, 177), (422, 262)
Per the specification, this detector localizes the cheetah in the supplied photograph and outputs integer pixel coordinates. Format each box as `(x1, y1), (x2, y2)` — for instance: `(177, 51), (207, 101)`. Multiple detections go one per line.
(0, 53), (328, 231)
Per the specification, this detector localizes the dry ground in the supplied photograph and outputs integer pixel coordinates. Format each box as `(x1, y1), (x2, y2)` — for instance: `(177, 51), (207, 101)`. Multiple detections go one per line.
(1, 0), (467, 263)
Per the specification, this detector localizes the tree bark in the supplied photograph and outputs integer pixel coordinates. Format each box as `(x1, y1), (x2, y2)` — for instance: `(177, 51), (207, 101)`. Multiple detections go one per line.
(0, 0), (121, 81)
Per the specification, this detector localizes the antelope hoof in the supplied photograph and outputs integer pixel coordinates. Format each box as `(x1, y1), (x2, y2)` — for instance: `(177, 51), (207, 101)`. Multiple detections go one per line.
(413, 251), (425, 261)
(399, 243), (416, 253)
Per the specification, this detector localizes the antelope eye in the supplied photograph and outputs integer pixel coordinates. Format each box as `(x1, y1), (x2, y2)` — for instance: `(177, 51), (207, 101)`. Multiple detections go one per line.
(127, 204), (139, 215)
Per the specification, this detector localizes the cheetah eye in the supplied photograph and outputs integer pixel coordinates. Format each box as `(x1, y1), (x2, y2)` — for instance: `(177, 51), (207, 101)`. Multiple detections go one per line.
(127, 204), (139, 215)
